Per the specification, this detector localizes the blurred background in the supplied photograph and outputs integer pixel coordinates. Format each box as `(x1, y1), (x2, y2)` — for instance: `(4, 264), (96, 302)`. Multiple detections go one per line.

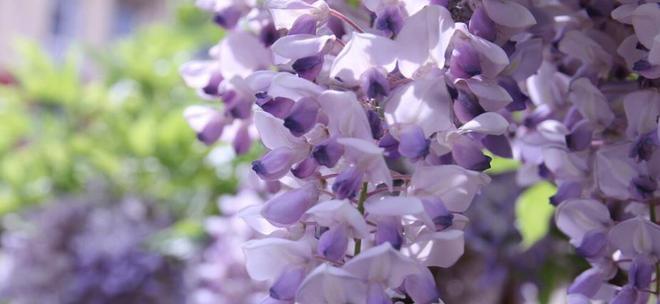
(0, 1), (585, 303)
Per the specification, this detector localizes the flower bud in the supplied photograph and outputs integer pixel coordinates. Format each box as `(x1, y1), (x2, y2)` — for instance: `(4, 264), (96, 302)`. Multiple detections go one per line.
(374, 5), (404, 37)
(565, 120), (593, 151)
(312, 138), (344, 168)
(213, 7), (241, 29)
(269, 267), (306, 301)
(398, 125), (430, 160)
(291, 157), (319, 179)
(283, 97), (320, 136)
(317, 225), (349, 262)
(233, 124), (252, 155)
(262, 184), (319, 226)
(374, 217), (403, 250)
(260, 97), (295, 119)
(289, 14), (318, 35)
(260, 22), (280, 47)
(360, 67), (390, 99)
(449, 42), (482, 79)
(252, 147), (296, 180)
(293, 54), (324, 81)
(184, 106), (224, 145)
(332, 166), (364, 199)
(469, 7), (496, 42)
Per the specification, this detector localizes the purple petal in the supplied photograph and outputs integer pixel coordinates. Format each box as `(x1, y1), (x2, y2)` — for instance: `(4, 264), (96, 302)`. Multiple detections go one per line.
(449, 41), (482, 79)
(374, 217), (403, 250)
(360, 67), (390, 99)
(317, 225), (349, 262)
(332, 166), (364, 199)
(403, 269), (440, 304)
(252, 147), (296, 180)
(291, 157), (319, 179)
(270, 267), (306, 301)
(261, 184), (319, 226)
(374, 5), (404, 37)
(481, 134), (512, 158)
(289, 14), (318, 35)
(293, 54), (324, 81)
(260, 97), (295, 119)
(312, 137), (345, 168)
(283, 97), (320, 137)
(469, 7), (496, 42)
(398, 125), (430, 160)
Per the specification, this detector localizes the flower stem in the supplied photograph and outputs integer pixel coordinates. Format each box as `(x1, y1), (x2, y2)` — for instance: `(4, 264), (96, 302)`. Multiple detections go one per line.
(329, 8), (365, 33)
(353, 182), (368, 255)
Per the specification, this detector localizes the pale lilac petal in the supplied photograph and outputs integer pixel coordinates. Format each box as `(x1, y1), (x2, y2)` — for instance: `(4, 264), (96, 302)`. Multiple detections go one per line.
(555, 199), (611, 244)
(458, 112), (509, 135)
(217, 31), (272, 79)
(296, 264), (367, 304)
(268, 0), (329, 30)
(343, 243), (419, 288)
(623, 90), (660, 137)
(458, 78), (513, 111)
(243, 238), (311, 282)
(410, 165), (490, 212)
(271, 34), (333, 60)
(483, 0), (536, 28)
(337, 137), (393, 189)
(609, 217), (660, 257)
(406, 229), (464, 268)
(305, 200), (370, 238)
(318, 90), (373, 140)
(594, 144), (638, 200)
(267, 72), (324, 101)
(254, 110), (308, 151)
(330, 33), (397, 85)
(384, 73), (453, 137)
(631, 3), (660, 49)
(365, 196), (425, 217)
(568, 78), (614, 128)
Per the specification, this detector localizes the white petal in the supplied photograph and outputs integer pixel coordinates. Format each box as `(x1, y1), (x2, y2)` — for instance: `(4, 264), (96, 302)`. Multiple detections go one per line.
(254, 110), (307, 151)
(623, 90), (660, 137)
(594, 144), (638, 200)
(330, 32), (397, 85)
(318, 90), (372, 140)
(183, 105), (221, 133)
(365, 196), (425, 216)
(271, 34), (333, 60)
(218, 31), (272, 79)
(243, 238), (311, 281)
(649, 35), (660, 65)
(305, 200), (370, 238)
(296, 264), (367, 304)
(555, 199), (611, 244)
(458, 112), (509, 135)
(609, 217), (660, 257)
(410, 165), (490, 212)
(458, 78), (512, 111)
(405, 229), (464, 268)
(343, 243), (419, 288)
(631, 3), (660, 49)
(180, 60), (215, 89)
(267, 72), (324, 101)
(568, 78), (614, 128)
(384, 73), (453, 137)
(337, 137), (393, 189)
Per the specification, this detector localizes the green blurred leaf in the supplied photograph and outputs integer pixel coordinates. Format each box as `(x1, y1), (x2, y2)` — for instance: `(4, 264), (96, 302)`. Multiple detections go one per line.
(485, 151), (521, 175)
(515, 181), (557, 249)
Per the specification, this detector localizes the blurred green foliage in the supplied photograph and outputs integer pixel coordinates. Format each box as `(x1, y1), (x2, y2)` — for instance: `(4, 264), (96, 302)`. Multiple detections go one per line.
(515, 181), (557, 249)
(0, 3), (238, 218)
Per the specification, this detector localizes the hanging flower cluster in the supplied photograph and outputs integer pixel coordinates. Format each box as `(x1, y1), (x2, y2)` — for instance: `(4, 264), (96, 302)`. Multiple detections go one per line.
(182, 0), (660, 302)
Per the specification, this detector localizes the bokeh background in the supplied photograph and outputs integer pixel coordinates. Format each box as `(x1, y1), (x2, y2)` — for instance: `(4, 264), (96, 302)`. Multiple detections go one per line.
(0, 1), (587, 303)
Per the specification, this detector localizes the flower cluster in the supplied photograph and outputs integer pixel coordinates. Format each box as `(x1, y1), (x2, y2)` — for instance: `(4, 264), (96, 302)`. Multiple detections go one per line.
(182, 0), (660, 302)
(0, 197), (184, 304)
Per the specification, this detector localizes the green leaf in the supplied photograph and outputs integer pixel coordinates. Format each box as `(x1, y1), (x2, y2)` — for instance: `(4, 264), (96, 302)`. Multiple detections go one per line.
(484, 151), (520, 175)
(515, 181), (557, 249)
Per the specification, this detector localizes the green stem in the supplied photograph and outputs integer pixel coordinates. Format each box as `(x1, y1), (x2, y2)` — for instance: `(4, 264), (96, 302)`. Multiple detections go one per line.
(353, 182), (368, 256)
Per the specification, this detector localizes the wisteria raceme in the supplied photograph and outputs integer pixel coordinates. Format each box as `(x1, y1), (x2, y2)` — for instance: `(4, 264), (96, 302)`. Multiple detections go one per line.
(182, 0), (660, 302)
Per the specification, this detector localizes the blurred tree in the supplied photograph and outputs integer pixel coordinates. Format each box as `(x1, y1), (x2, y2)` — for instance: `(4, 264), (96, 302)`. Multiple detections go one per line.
(0, 3), (247, 219)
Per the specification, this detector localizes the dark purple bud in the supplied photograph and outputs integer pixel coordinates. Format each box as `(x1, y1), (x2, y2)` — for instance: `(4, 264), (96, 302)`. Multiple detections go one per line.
(270, 267), (305, 301)
(498, 77), (528, 112)
(367, 284), (391, 304)
(430, 0), (449, 6)
(289, 14), (318, 35)
(453, 90), (485, 124)
(374, 218), (403, 250)
(565, 120), (593, 151)
(628, 256), (654, 290)
(610, 286), (637, 304)
(312, 138), (344, 168)
(563, 106), (583, 130)
(398, 125), (430, 160)
(228, 98), (252, 119)
(260, 97), (295, 119)
(451, 138), (491, 171)
(421, 197), (454, 230)
(629, 132), (658, 162)
(469, 7), (496, 42)
(367, 109), (384, 139)
(568, 268), (604, 297)
(195, 112), (224, 145)
(283, 97), (320, 136)
(374, 5), (404, 37)
(317, 225), (349, 262)
(550, 182), (582, 206)
(379, 133), (401, 159)
(481, 135), (512, 158)
(262, 184), (319, 226)
(575, 230), (606, 258)
(291, 157), (318, 179)
(292, 55), (324, 81)
(252, 147), (296, 180)
(332, 166), (364, 199)
(326, 15), (346, 39)
(630, 175), (657, 200)
(633, 59), (652, 72)
(213, 6), (242, 29)
(233, 124), (252, 155)
(360, 67), (390, 99)
(404, 272), (440, 304)
(260, 22), (280, 47)
(202, 73), (224, 96)
(449, 42), (482, 79)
